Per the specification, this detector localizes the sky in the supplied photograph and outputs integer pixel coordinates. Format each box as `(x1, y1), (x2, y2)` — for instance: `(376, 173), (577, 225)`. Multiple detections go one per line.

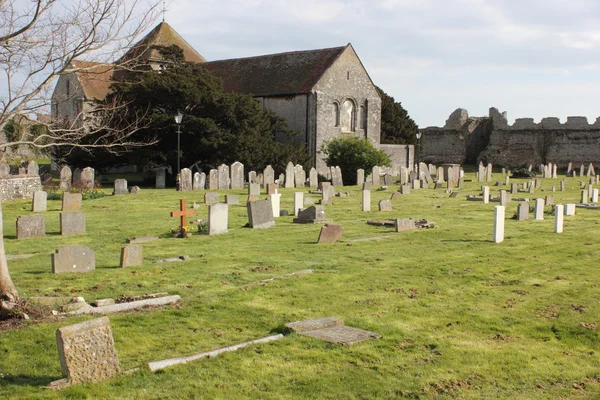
(159, 0), (600, 128)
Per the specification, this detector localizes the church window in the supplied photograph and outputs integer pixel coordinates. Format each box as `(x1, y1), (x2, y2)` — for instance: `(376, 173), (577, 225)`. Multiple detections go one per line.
(360, 102), (368, 130)
(340, 99), (355, 132)
(332, 103), (340, 127)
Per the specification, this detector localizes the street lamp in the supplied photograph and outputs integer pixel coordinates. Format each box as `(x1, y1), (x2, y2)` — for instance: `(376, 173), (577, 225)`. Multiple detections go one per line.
(174, 110), (183, 176)
(415, 130), (422, 173)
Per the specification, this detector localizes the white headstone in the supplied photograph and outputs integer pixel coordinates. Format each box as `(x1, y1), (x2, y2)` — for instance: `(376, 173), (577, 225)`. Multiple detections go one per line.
(208, 203), (228, 235)
(554, 204), (564, 233)
(269, 193), (281, 218)
(534, 198), (544, 220)
(482, 186), (490, 204)
(493, 206), (505, 243)
(285, 162), (295, 188)
(362, 190), (370, 212)
(293, 192), (304, 216)
(230, 162), (244, 190)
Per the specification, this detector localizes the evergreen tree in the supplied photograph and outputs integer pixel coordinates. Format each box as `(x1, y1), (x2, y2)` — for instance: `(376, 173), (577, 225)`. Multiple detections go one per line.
(377, 86), (419, 145)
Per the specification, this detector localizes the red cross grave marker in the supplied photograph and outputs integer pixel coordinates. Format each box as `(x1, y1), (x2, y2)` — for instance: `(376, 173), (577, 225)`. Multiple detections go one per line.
(170, 199), (196, 231)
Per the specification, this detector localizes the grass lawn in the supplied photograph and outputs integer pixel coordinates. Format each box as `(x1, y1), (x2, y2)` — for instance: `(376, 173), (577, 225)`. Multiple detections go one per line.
(0, 171), (599, 399)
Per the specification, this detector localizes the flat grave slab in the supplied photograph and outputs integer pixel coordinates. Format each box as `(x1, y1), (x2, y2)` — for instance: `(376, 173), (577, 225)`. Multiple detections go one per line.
(285, 317), (380, 345)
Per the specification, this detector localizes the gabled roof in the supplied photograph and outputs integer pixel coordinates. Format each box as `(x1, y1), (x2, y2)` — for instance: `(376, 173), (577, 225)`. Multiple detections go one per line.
(69, 60), (114, 101)
(203, 45), (348, 97)
(118, 22), (206, 65)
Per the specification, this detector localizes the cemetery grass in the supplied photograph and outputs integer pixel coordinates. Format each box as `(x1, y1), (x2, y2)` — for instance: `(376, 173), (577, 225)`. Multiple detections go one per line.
(1, 175), (600, 399)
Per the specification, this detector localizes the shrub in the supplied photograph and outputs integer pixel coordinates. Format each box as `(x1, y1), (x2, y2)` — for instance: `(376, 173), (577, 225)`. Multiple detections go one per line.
(320, 136), (391, 185)
(3, 120), (22, 142)
(511, 168), (535, 178)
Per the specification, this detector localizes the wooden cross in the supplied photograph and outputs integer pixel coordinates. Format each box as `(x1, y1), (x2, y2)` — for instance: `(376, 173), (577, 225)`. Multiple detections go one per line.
(170, 199), (196, 229)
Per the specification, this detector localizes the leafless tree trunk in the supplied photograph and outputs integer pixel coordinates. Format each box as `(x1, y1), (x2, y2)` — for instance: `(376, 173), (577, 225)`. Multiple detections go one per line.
(0, 0), (161, 300)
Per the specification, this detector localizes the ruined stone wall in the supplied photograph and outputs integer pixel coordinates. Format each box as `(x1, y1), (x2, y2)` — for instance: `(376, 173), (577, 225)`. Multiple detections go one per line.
(422, 107), (600, 167)
(0, 175), (42, 202)
(379, 144), (413, 176)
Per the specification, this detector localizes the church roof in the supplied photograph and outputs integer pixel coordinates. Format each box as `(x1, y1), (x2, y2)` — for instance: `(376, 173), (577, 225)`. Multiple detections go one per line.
(203, 45), (348, 97)
(118, 22), (206, 65)
(69, 60), (114, 101)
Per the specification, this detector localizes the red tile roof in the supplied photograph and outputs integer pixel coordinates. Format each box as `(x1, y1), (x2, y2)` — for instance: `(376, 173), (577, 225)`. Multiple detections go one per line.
(69, 60), (114, 101)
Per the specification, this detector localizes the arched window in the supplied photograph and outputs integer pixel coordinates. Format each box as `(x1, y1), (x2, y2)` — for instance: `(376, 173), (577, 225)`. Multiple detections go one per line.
(332, 103), (339, 127)
(360, 102), (368, 130)
(340, 99), (355, 132)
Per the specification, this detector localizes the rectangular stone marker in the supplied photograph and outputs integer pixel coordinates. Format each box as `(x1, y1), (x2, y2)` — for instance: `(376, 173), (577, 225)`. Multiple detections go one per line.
(55, 317), (120, 385)
(60, 212), (86, 235)
(379, 200), (392, 211)
(285, 162), (295, 188)
(192, 172), (202, 190)
(80, 167), (95, 189)
(52, 245), (95, 273)
(511, 183), (518, 194)
(322, 185), (334, 205)
(114, 179), (128, 195)
(32, 190), (47, 212)
(295, 166), (306, 188)
(534, 198), (545, 220)
(294, 205), (326, 223)
(565, 203), (576, 216)
(362, 182), (372, 191)
(230, 161), (244, 190)
(269, 193), (281, 218)
(62, 192), (82, 211)
(293, 192), (304, 216)
(593, 188), (599, 203)
(356, 169), (364, 186)
(317, 224), (343, 243)
(560, 180), (566, 191)
(309, 168), (318, 188)
(16, 214), (45, 239)
(263, 165), (275, 186)
(266, 183), (278, 195)
(395, 218), (415, 232)
(482, 186), (490, 204)
(362, 190), (370, 212)
(248, 183), (260, 196)
(581, 190), (589, 204)
(155, 168), (166, 188)
(247, 199), (275, 229)
(400, 184), (411, 195)
(208, 169), (218, 190)
(493, 206), (505, 243)
(331, 166), (343, 187)
(383, 173), (393, 185)
(217, 164), (229, 190)
(120, 245), (143, 267)
(285, 317), (380, 345)
(225, 195), (239, 205)
(499, 190), (508, 207)
(555, 205), (564, 233)
(204, 192), (219, 205)
(180, 168), (192, 191)
(517, 201), (529, 221)
(208, 203), (228, 235)
(372, 166), (380, 185)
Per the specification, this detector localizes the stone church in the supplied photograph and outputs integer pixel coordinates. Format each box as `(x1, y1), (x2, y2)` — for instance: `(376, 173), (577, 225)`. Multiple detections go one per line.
(52, 22), (411, 174)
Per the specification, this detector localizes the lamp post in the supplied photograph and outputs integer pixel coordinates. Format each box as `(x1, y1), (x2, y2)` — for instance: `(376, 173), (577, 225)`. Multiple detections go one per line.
(415, 130), (422, 173)
(174, 110), (183, 176)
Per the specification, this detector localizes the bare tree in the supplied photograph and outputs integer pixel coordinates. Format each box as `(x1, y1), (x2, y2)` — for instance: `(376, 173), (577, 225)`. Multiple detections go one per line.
(0, 0), (161, 301)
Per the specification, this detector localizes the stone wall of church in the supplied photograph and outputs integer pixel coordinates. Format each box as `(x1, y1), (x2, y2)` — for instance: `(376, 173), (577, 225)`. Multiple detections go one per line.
(379, 144), (414, 176)
(259, 95), (309, 146)
(421, 107), (600, 167)
(51, 74), (85, 127)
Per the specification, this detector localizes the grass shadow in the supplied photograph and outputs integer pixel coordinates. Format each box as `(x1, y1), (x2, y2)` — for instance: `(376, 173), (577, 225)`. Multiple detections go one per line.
(0, 374), (59, 387)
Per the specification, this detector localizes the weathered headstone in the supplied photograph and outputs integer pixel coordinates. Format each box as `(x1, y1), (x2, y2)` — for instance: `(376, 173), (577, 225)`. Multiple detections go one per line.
(60, 212), (86, 235)
(493, 206), (505, 243)
(225, 194), (239, 205)
(362, 190), (370, 212)
(248, 183), (260, 196)
(55, 317), (119, 385)
(155, 168), (166, 189)
(565, 203), (576, 216)
(554, 205), (564, 233)
(204, 192), (219, 205)
(372, 166), (380, 185)
(499, 190), (508, 207)
(16, 214), (45, 239)
(517, 201), (529, 221)
(294, 205), (326, 223)
(120, 245), (143, 268)
(383, 173), (393, 185)
(581, 190), (588, 204)
(309, 167), (318, 188)
(285, 162), (295, 188)
(52, 245), (95, 273)
(62, 192), (82, 211)
(208, 203), (228, 235)
(114, 179), (128, 195)
(218, 164), (229, 190)
(395, 218), (415, 232)
(208, 169), (218, 190)
(269, 193), (281, 218)
(321, 185), (334, 205)
(400, 184), (411, 194)
(72, 168), (82, 186)
(294, 165), (306, 188)
(592, 188), (599, 203)
(482, 186), (490, 204)
(356, 169), (365, 186)
(27, 160), (39, 175)
(230, 162), (244, 190)
(331, 166), (343, 187)
(130, 186), (140, 195)
(0, 161), (9, 177)
(60, 166), (72, 190)
(32, 190), (47, 212)
(247, 199), (275, 229)
(534, 198), (545, 220)
(263, 165), (275, 186)
(293, 192), (304, 216)
(248, 171), (257, 184)
(80, 167), (95, 189)
(317, 224), (343, 243)
(378, 200), (392, 211)
(198, 172), (206, 190)
(179, 168), (192, 191)
(192, 172), (202, 190)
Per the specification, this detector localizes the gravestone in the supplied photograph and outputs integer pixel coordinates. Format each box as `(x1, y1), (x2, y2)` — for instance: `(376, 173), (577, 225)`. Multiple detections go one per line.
(511, 183), (518, 194)
(554, 205), (564, 233)
(517, 202), (529, 221)
(493, 206), (505, 243)
(16, 214), (45, 238)
(155, 168), (166, 188)
(564, 203), (576, 216)
(534, 198), (544, 220)
(0, 161), (9, 177)
(580, 164), (585, 177)
(378, 200), (392, 211)
(130, 186), (140, 195)
(331, 166), (343, 187)
(395, 218), (415, 232)
(248, 183), (260, 196)
(482, 186), (490, 204)
(208, 169), (218, 190)
(278, 173), (285, 186)
(60, 212), (86, 235)
(55, 317), (120, 385)
(230, 162), (244, 189)
(362, 190), (370, 212)
(60, 166), (72, 190)
(248, 170), (257, 184)
(269, 193), (281, 218)
(52, 245), (95, 273)
(247, 199), (275, 229)
(32, 190), (47, 212)
(120, 245), (143, 268)
(391, 192), (402, 200)
(266, 183), (278, 195)
(72, 168), (82, 186)
(294, 205), (326, 223)
(198, 172), (206, 190)
(545, 195), (554, 206)
(363, 182), (372, 191)
(295, 165), (306, 188)
(309, 167), (318, 188)
(581, 190), (588, 204)
(80, 167), (95, 189)
(114, 179), (128, 195)
(208, 203), (228, 235)
(257, 173), (264, 187)
(62, 192), (82, 211)
(317, 224), (343, 244)
(560, 180), (566, 192)
(192, 172), (202, 190)
(285, 162), (295, 188)
(372, 166), (380, 185)
(225, 194), (239, 205)
(293, 192), (304, 216)
(400, 166), (409, 184)
(351, 169), (363, 189)
(204, 192), (219, 205)
(263, 165), (275, 186)
(400, 184), (411, 195)
(218, 164), (229, 190)
(478, 162), (485, 182)
(499, 190), (508, 207)
(321, 185), (334, 205)
(592, 188), (599, 203)
(27, 160), (39, 175)
(383, 173), (393, 185)
(180, 168), (192, 191)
